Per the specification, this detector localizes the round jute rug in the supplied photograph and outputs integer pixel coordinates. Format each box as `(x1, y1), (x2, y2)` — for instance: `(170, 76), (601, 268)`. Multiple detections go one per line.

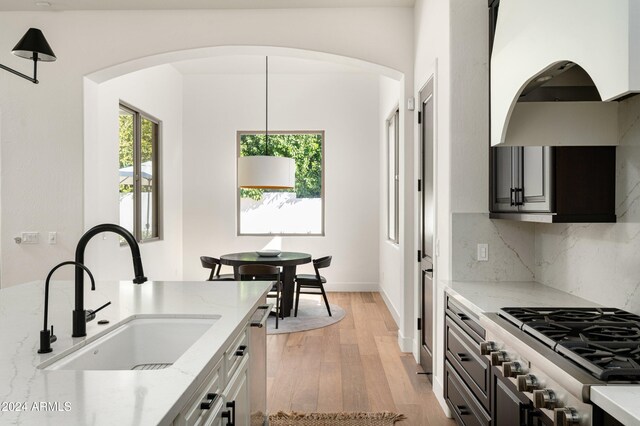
(268, 411), (406, 425)
(266, 296), (345, 335)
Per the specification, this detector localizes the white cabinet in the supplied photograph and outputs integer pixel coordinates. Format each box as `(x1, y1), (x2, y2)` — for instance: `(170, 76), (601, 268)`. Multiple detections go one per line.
(180, 358), (224, 426)
(222, 357), (250, 426)
(174, 324), (252, 426)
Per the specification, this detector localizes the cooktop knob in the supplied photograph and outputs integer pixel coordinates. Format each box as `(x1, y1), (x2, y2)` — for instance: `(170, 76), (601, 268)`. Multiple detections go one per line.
(555, 407), (580, 426)
(516, 374), (539, 392)
(480, 341), (496, 355)
(533, 389), (558, 410)
(503, 361), (526, 377)
(490, 351), (509, 366)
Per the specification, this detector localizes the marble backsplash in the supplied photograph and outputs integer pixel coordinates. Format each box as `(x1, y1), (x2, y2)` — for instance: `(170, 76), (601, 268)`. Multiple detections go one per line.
(452, 96), (640, 316)
(534, 95), (640, 316)
(452, 213), (535, 281)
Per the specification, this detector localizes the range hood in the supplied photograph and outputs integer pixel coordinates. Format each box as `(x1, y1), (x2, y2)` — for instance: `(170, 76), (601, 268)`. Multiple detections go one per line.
(491, 0), (639, 147)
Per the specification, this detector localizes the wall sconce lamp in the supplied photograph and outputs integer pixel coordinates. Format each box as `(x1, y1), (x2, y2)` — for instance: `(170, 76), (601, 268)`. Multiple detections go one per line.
(0, 28), (56, 84)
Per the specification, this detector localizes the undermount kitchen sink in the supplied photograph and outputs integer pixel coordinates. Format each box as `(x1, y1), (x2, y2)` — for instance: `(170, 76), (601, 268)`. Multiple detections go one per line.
(39, 315), (221, 371)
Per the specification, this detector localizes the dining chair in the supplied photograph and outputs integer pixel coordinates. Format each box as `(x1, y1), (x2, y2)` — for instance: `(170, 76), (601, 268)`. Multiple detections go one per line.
(200, 256), (235, 281)
(294, 255), (332, 317)
(238, 264), (283, 329)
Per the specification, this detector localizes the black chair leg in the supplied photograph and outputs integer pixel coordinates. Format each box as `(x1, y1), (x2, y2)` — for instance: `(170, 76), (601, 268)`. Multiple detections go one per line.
(275, 296), (279, 329)
(278, 282), (284, 321)
(320, 285), (332, 317)
(294, 282), (301, 317)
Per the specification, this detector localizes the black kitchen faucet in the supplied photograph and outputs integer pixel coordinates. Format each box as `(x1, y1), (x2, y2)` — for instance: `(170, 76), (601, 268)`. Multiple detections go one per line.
(72, 224), (147, 337)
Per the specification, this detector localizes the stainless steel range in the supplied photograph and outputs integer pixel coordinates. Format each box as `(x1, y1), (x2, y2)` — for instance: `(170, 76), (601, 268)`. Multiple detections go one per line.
(481, 307), (640, 426)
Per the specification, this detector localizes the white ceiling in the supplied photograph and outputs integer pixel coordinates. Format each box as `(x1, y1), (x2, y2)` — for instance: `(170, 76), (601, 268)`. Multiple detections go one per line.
(171, 55), (372, 75)
(0, 0), (414, 11)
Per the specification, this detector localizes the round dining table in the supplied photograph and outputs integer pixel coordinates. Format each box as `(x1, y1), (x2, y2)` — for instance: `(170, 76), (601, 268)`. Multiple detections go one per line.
(219, 251), (312, 317)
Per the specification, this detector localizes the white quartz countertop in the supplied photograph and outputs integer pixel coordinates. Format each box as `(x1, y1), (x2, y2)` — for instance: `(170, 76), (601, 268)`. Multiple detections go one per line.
(442, 280), (600, 317)
(0, 280), (270, 425)
(590, 386), (640, 426)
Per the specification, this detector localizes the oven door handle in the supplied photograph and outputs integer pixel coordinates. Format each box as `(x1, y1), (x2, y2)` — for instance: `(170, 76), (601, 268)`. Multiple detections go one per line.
(250, 304), (274, 328)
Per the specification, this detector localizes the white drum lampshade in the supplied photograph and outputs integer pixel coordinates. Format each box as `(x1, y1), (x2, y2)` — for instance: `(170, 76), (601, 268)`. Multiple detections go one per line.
(238, 155), (296, 189)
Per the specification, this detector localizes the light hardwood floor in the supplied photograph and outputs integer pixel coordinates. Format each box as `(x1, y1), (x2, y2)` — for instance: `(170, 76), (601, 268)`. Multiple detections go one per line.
(266, 292), (455, 426)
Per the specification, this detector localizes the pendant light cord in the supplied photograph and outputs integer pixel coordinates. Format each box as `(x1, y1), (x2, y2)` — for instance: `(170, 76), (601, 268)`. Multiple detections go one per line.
(265, 56), (269, 156)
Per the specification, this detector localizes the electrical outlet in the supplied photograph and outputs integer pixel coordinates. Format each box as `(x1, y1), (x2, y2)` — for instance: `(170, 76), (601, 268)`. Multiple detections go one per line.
(477, 243), (489, 261)
(21, 232), (39, 244)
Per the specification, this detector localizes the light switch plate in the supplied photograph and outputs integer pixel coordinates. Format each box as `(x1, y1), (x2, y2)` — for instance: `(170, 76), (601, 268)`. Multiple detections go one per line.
(21, 232), (39, 244)
(477, 243), (488, 261)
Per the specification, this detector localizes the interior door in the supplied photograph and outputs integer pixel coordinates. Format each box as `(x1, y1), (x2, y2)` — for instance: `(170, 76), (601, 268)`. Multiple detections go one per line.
(419, 78), (435, 380)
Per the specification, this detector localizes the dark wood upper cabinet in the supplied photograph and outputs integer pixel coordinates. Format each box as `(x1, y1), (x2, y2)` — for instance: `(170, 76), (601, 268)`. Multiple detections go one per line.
(489, 146), (616, 223)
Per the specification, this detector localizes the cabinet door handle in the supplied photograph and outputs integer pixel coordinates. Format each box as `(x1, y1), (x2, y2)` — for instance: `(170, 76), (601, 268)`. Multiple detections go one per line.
(221, 409), (232, 425)
(200, 393), (218, 410)
(235, 345), (247, 357)
(515, 187), (524, 206)
(456, 405), (470, 416)
(510, 188), (515, 206)
(223, 401), (235, 426)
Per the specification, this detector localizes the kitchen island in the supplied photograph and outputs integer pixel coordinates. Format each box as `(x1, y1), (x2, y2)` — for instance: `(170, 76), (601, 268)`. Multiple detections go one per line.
(0, 280), (271, 425)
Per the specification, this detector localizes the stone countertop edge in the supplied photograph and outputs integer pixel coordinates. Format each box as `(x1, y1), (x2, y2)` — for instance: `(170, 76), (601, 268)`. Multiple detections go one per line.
(0, 280), (271, 426)
(441, 279), (601, 318)
(590, 386), (640, 426)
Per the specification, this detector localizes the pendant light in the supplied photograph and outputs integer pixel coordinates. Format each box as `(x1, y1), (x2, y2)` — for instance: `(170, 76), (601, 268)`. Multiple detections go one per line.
(238, 57), (295, 189)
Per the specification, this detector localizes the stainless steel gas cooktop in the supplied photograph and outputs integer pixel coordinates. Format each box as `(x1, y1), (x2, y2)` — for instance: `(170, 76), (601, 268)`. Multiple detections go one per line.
(500, 307), (640, 381)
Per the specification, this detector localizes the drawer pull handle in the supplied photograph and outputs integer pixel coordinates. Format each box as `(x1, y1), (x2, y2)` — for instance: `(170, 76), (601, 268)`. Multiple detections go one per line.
(200, 393), (218, 410)
(456, 352), (470, 362)
(456, 405), (470, 416)
(235, 345), (247, 357)
(456, 312), (470, 321)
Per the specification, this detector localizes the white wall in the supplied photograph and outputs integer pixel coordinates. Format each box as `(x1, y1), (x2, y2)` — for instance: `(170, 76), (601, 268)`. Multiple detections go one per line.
(181, 72), (380, 290)
(379, 76), (404, 325)
(414, 0), (489, 411)
(0, 8), (413, 287)
(414, 0), (450, 410)
(83, 64), (184, 282)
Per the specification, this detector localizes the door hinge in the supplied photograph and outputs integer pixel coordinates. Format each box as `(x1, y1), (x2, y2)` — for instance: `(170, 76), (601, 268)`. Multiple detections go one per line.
(417, 250), (421, 262)
(418, 111), (422, 124)
(418, 179), (422, 192)
(417, 318), (422, 330)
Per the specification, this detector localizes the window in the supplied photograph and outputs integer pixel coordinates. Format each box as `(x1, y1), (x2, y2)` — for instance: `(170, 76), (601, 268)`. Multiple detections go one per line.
(387, 109), (399, 243)
(118, 103), (160, 242)
(238, 131), (324, 235)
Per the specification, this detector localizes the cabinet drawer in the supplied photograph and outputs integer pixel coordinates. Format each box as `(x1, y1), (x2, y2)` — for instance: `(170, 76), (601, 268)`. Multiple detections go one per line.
(182, 358), (224, 426)
(446, 318), (490, 410)
(445, 361), (491, 426)
(446, 296), (485, 343)
(225, 327), (248, 383)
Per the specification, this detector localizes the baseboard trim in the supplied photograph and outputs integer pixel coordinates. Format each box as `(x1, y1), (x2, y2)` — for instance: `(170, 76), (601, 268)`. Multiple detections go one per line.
(397, 330), (413, 353)
(324, 282), (379, 292)
(378, 288), (401, 327)
(433, 377), (452, 418)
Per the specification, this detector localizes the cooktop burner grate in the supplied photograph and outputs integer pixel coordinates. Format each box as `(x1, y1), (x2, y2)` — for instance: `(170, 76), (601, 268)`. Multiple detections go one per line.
(500, 307), (640, 381)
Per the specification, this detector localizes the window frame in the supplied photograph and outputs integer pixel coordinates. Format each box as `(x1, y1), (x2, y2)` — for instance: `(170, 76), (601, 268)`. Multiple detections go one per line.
(236, 130), (325, 237)
(118, 101), (162, 244)
(386, 108), (400, 244)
